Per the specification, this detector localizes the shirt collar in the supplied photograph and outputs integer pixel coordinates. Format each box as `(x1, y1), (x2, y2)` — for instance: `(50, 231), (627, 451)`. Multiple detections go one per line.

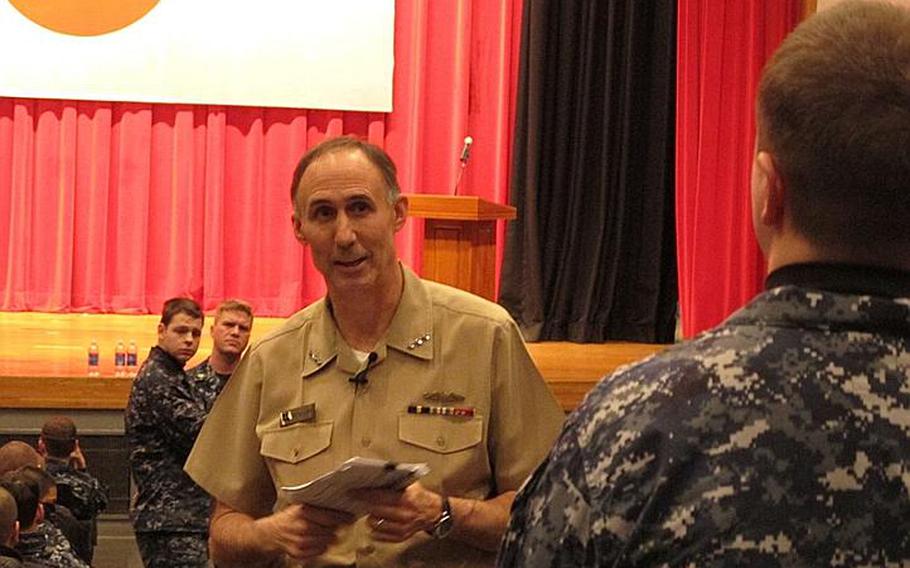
(302, 265), (434, 378)
(765, 262), (910, 298)
(149, 345), (185, 374)
(44, 456), (69, 467)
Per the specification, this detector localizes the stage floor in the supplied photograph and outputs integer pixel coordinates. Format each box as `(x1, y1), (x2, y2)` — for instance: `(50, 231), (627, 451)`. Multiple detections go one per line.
(0, 312), (665, 411)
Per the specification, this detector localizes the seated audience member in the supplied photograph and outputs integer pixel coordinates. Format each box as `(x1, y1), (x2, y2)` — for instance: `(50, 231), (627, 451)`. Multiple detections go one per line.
(0, 441), (88, 560)
(1, 475), (84, 568)
(15, 467), (89, 565)
(0, 444), (42, 477)
(0, 485), (28, 568)
(499, 2), (910, 566)
(37, 416), (108, 563)
(186, 136), (565, 566)
(38, 416), (108, 522)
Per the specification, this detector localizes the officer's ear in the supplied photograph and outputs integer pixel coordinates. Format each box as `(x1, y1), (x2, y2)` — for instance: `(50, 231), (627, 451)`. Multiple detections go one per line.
(292, 212), (308, 245)
(393, 195), (408, 233)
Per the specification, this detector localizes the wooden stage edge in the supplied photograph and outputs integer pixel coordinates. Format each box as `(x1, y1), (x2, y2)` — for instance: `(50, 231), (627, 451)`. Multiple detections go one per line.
(0, 312), (667, 412)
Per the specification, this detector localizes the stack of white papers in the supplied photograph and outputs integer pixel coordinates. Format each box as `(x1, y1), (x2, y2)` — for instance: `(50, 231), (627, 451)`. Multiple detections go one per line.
(280, 457), (430, 515)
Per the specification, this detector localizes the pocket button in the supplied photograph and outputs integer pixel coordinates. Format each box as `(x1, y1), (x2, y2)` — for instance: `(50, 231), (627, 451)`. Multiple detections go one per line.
(361, 436), (372, 448)
(435, 435), (446, 449)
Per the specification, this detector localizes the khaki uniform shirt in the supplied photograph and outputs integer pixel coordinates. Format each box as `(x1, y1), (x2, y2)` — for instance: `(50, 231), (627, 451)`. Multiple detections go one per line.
(186, 267), (564, 567)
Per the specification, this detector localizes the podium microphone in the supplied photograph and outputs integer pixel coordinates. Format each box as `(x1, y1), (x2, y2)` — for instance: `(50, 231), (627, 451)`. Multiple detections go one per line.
(460, 136), (473, 164)
(454, 135), (473, 195)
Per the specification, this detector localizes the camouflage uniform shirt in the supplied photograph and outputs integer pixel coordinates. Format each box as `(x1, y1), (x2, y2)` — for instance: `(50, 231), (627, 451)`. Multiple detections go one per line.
(187, 358), (231, 414)
(0, 545), (23, 568)
(125, 346), (211, 534)
(44, 458), (108, 521)
(17, 522), (87, 568)
(499, 263), (910, 566)
(0, 544), (44, 568)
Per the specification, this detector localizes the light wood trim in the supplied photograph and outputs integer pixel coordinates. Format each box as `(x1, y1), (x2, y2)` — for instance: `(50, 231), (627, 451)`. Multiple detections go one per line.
(0, 376), (133, 410)
(0, 315), (666, 412)
(533, 342), (665, 410)
(406, 194), (516, 221)
(0, 344), (667, 413)
(802, 0), (817, 19)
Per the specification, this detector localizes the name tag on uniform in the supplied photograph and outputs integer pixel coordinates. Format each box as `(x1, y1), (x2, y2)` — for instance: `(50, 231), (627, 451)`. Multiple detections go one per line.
(279, 403), (316, 427)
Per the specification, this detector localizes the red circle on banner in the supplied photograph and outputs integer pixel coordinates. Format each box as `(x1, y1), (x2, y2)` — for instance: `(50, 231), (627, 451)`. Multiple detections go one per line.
(9, 0), (160, 36)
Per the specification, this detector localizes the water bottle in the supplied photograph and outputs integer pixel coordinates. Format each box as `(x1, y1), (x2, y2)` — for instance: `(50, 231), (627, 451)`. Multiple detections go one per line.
(114, 340), (126, 377)
(127, 340), (138, 376)
(87, 341), (100, 377)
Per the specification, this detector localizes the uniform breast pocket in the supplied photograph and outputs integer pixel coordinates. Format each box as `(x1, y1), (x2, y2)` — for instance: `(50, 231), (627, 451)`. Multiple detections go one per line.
(260, 421), (333, 487)
(398, 414), (483, 454)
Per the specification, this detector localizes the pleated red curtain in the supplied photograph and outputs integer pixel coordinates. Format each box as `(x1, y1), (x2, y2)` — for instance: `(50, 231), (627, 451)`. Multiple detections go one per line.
(0, 0), (522, 316)
(675, 0), (801, 338)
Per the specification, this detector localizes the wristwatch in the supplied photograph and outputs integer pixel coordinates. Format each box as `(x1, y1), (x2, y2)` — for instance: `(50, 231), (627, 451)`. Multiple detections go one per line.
(429, 496), (454, 539)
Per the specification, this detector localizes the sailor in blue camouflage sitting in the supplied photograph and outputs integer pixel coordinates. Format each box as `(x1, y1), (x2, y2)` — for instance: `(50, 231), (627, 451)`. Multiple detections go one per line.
(499, 2), (910, 566)
(38, 415), (108, 563)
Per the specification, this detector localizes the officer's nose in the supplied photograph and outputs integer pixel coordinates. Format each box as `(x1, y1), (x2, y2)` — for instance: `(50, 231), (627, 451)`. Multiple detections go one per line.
(335, 214), (356, 248)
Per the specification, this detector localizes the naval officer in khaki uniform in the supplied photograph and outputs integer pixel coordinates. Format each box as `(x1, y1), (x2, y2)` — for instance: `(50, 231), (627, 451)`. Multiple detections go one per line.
(186, 136), (564, 567)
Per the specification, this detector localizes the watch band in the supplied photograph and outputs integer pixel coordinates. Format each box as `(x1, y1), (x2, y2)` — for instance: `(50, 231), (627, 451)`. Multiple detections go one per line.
(429, 496), (454, 539)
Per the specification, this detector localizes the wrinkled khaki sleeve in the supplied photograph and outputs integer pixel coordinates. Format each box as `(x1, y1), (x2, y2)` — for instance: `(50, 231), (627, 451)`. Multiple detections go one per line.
(488, 319), (565, 492)
(185, 347), (276, 518)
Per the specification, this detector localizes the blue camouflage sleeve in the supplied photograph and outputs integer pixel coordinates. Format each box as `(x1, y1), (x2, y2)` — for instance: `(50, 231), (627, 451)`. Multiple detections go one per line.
(498, 426), (599, 567)
(142, 371), (208, 453)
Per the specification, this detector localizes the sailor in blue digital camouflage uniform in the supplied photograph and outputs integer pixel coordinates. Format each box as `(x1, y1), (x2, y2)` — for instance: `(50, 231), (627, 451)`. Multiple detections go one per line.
(187, 299), (253, 414)
(125, 297), (209, 567)
(0, 486), (28, 568)
(499, 2), (910, 566)
(38, 416), (108, 564)
(1, 471), (86, 568)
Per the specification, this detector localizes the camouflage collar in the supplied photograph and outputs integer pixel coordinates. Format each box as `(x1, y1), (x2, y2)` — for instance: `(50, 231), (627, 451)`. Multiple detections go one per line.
(729, 285), (910, 336)
(148, 346), (185, 374)
(766, 262), (910, 298)
(0, 544), (22, 562)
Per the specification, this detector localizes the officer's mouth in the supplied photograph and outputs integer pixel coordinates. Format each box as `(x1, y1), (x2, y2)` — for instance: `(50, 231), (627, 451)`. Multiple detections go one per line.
(334, 256), (368, 269)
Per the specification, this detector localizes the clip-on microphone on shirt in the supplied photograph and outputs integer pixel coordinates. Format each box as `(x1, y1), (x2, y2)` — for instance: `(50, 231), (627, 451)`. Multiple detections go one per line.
(349, 352), (378, 386)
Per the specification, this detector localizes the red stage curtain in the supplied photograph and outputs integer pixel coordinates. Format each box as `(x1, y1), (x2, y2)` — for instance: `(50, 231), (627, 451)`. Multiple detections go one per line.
(0, 0), (522, 316)
(675, 0), (801, 338)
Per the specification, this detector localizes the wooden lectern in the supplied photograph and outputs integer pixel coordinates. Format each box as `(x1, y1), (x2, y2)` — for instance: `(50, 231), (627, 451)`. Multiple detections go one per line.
(406, 195), (516, 301)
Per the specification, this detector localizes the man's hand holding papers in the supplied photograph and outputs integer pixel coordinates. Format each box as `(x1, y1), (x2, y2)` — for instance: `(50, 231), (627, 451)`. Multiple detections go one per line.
(280, 456), (430, 516)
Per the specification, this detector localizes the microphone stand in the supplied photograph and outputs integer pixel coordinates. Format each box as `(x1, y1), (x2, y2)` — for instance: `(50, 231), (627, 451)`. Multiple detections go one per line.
(453, 160), (468, 196)
(453, 136), (472, 195)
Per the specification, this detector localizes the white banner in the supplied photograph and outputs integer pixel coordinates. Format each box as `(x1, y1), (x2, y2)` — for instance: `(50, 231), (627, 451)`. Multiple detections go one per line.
(0, 0), (394, 112)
